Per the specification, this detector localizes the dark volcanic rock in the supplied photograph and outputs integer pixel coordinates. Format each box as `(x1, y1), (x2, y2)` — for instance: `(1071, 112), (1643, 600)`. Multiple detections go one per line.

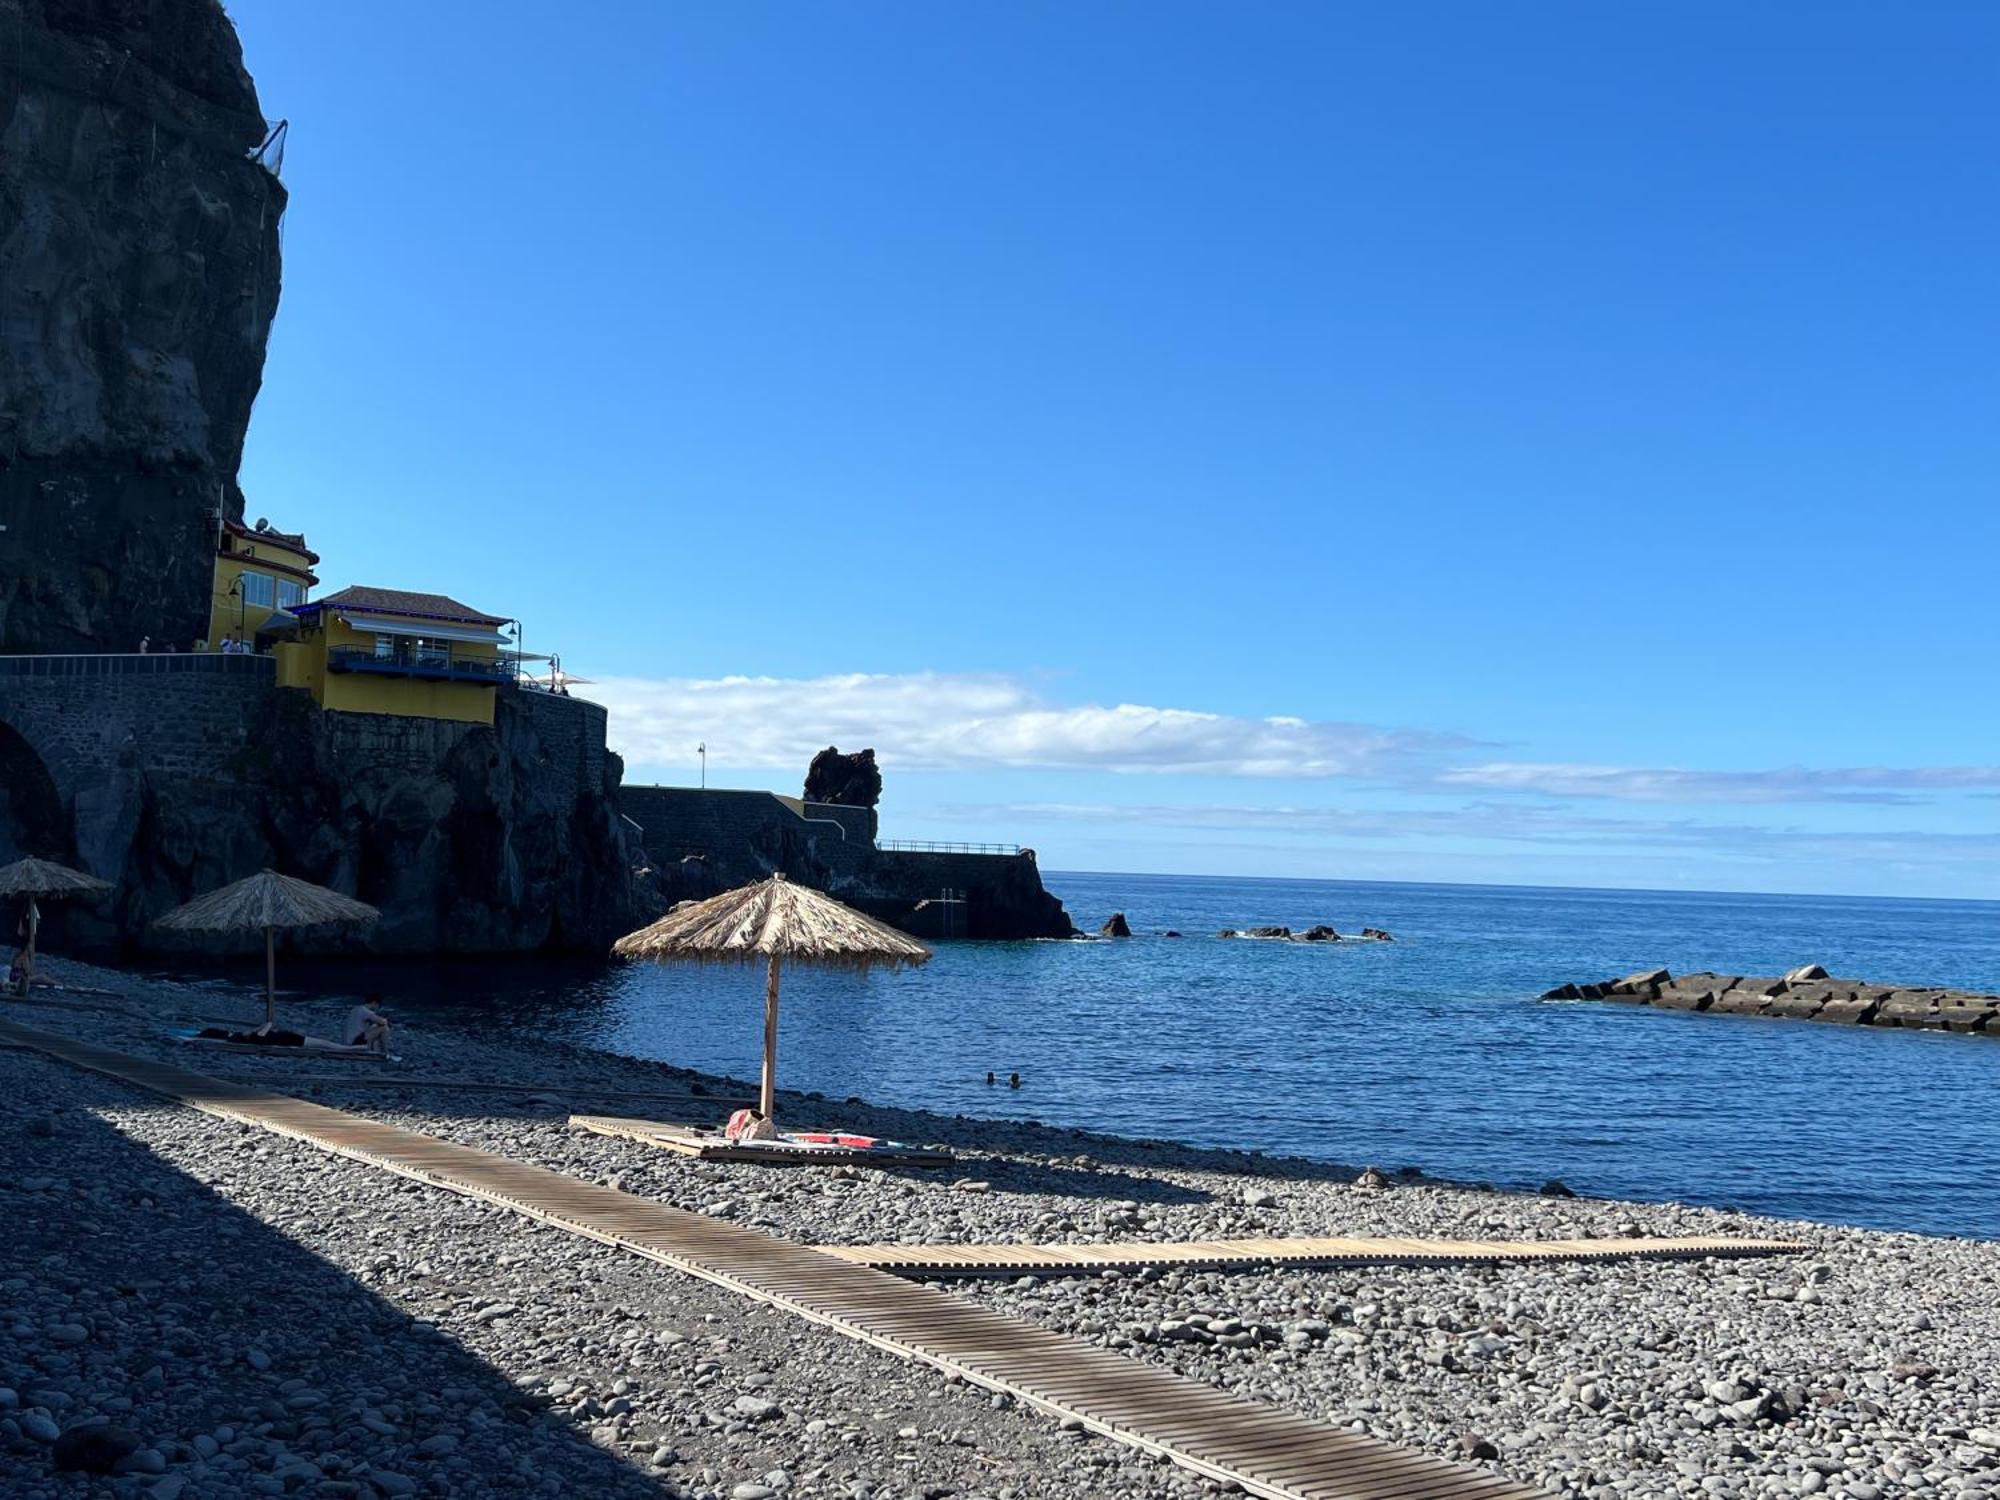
(1100, 912), (1131, 937)
(1297, 924), (1340, 942)
(51, 1423), (141, 1474)
(1653, 985), (1714, 1012)
(1709, 988), (1777, 1016)
(1609, 967), (1671, 995)
(0, 0), (286, 653)
(804, 746), (882, 809)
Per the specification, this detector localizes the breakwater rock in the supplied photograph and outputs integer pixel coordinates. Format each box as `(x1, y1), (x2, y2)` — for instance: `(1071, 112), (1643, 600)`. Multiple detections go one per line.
(0, 0), (286, 654)
(1543, 967), (2000, 1035)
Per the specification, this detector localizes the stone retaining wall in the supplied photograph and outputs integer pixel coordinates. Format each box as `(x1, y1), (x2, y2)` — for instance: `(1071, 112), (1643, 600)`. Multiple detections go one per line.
(1543, 968), (1999, 1036)
(0, 652), (276, 804)
(0, 660), (635, 953)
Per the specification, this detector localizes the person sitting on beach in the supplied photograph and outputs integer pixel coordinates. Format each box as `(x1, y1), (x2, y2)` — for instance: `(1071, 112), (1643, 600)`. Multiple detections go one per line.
(6, 947), (28, 996)
(344, 993), (392, 1054)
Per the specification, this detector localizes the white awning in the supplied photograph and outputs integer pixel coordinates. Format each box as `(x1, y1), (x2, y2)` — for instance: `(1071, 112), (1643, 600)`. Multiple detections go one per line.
(339, 613), (508, 647)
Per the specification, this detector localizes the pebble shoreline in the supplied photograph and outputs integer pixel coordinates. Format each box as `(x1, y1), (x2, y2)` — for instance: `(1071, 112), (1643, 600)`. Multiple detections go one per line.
(2, 958), (1996, 1500)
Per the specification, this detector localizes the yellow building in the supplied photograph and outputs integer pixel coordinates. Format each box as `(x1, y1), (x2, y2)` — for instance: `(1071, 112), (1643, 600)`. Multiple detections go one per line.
(281, 586), (513, 725)
(209, 518), (319, 650)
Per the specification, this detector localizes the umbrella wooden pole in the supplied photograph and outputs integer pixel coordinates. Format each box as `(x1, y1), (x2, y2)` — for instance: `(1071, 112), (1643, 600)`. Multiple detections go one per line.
(23, 898), (38, 992)
(264, 925), (276, 1028)
(760, 954), (780, 1121)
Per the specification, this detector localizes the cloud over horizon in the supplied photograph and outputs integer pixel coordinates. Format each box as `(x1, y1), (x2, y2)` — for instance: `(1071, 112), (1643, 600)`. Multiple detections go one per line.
(593, 670), (2000, 822)
(596, 670), (1466, 779)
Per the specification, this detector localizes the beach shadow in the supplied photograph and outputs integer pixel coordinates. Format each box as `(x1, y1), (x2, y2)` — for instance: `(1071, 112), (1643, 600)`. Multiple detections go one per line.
(0, 1064), (678, 1497)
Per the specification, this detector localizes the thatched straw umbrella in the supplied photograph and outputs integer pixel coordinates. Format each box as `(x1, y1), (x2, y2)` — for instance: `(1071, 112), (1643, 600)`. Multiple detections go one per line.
(0, 857), (113, 993)
(613, 873), (930, 1124)
(154, 869), (379, 1027)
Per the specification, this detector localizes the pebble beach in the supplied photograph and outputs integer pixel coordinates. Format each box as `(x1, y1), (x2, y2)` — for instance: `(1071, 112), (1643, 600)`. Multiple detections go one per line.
(3, 958), (1997, 1500)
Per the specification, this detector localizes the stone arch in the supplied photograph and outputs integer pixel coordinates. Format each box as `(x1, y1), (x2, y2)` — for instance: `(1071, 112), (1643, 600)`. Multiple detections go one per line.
(0, 718), (68, 863)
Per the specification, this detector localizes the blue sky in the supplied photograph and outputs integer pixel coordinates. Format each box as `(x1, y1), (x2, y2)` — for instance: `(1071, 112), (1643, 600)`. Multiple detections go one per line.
(230, 2), (2000, 896)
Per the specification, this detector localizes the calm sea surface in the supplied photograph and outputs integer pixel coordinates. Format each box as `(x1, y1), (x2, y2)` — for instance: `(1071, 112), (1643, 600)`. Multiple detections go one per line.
(250, 874), (2000, 1240)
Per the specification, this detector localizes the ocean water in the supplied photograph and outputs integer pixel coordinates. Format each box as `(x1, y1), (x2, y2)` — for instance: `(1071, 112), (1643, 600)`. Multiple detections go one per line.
(270, 874), (2000, 1240)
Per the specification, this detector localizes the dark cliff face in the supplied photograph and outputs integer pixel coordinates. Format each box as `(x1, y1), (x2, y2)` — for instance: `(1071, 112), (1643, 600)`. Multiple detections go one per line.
(90, 693), (639, 957)
(0, 0), (284, 653)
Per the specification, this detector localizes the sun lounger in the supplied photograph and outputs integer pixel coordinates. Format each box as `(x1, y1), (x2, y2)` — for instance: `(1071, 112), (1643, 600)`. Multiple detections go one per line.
(165, 1026), (392, 1061)
(572, 1114), (952, 1167)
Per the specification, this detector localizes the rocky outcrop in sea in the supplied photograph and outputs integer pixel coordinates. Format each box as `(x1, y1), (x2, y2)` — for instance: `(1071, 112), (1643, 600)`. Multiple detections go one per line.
(1214, 925), (1393, 943)
(1543, 965), (2000, 1035)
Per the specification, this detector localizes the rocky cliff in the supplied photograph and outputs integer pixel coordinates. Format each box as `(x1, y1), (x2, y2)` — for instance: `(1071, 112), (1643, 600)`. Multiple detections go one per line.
(0, 0), (283, 654)
(804, 746), (882, 809)
(1, 663), (640, 956)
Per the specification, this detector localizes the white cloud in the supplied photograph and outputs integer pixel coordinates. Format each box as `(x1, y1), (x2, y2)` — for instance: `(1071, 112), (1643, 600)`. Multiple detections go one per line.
(1437, 762), (2000, 805)
(595, 670), (1464, 778)
(591, 669), (2000, 823)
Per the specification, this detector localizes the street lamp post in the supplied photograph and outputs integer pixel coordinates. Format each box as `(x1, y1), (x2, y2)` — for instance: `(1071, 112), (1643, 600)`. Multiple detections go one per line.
(698, 742), (706, 789)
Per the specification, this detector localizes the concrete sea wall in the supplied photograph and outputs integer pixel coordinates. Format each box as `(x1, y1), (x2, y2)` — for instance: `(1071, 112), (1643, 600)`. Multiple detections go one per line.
(619, 784), (1073, 940)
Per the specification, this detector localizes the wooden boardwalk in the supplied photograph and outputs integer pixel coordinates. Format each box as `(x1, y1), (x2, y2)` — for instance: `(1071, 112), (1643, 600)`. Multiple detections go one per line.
(218, 1075), (755, 1109)
(0, 1018), (1546, 1500)
(824, 1233), (1807, 1278)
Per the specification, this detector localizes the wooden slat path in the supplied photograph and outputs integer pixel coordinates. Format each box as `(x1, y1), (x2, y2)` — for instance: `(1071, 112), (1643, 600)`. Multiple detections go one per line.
(217, 1075), (756, 1109)
(823, 1233), (1807, 1278)
(575, 1112), (953, 1168)
(0, 1019), (1545, 1500)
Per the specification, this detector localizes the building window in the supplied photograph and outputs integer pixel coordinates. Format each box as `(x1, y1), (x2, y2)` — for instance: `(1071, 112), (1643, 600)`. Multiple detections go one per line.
(374, 634), (396, 660)
(276, 579), (303, 609)
(240, 571), (275, 609)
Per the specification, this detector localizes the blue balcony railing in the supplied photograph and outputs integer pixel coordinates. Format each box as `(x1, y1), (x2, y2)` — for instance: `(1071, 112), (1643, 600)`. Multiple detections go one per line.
(876, 839), (1022, 856)
(327, 645), (509, 684)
